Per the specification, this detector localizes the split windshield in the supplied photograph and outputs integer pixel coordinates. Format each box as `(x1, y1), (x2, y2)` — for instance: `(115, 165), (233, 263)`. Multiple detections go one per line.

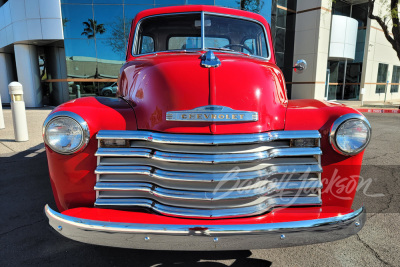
(135, 13), (269, 58)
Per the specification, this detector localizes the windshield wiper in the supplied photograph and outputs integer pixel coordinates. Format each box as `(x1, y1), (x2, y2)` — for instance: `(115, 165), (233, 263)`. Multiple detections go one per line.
(206, 47), (235, 52)
(206, 47), (250, 56)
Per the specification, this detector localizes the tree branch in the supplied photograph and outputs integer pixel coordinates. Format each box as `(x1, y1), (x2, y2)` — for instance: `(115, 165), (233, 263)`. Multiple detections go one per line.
(368, 0), (396, 46)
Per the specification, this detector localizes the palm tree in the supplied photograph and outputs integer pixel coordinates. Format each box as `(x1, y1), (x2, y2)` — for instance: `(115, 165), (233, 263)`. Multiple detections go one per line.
(81, 19), (106, 83)
(81, 19), (106, 39)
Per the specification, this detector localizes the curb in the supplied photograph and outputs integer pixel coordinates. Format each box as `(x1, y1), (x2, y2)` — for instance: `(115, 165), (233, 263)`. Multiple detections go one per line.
(357, 108), (400, 114)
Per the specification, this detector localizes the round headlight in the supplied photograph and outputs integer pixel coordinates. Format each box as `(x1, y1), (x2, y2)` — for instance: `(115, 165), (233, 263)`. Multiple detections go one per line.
(330, 114), (371, 156)
(43, 111), (90, 154)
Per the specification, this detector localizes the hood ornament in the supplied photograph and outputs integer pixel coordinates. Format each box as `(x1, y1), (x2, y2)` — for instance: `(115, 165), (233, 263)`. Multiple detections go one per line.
(166, 105), (258, 122)
(201, 51), (221, 68)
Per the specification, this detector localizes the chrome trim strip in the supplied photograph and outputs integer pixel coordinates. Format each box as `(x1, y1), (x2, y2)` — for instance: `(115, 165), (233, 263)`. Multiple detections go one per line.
(94, 196), (322, 218)
(96, 130), (321, 145)
(96, 147), (321, 164)
(329, 113), (372, 156)
(45, 205), (366, 250)
(95, 180), (322, 201)
(95, 164), (322, 183)
(201, 11), (205, 50)
(166, 105), (257, 122)
(43, 111), (90, 155)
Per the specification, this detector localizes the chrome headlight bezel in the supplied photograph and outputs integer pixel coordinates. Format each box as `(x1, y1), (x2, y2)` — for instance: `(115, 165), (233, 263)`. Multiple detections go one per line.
(43, 111), (90, 155)
(329, 113), (371, 156)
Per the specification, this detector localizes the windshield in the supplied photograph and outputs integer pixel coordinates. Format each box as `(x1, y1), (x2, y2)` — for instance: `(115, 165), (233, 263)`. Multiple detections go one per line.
(134, 13), (269, 58)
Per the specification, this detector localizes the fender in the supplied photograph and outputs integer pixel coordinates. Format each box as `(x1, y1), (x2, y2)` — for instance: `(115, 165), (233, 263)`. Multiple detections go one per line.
(285, 99), (365, 209)
(45, 97), (137, 212)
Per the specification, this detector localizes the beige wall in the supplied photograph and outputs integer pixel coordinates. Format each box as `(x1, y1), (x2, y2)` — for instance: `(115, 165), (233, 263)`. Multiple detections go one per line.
(361, 3), (400, 102)
(291, 0), (400, 102)
(291, 0), (331, 100)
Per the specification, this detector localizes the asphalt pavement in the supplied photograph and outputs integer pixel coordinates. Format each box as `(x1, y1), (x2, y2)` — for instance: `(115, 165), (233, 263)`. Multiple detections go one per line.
(0, 110), (399, 267)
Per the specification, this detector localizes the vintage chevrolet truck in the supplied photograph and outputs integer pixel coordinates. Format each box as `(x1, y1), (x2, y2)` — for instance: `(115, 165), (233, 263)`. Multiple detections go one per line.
(43, 5), (371, 250)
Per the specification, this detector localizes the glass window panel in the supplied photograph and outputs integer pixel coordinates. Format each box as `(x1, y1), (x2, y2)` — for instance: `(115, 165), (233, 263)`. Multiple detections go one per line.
(168, 37), (229, 50)
(68, 82), (102, 100)
(125, 0), (154, 4)
(277, 0), (287, 7)
(332, 1), (351, 16)
(155, 0), (185, 5)
(276, 7), (286, 28)
(135, 13), (201, 53)
(187, 0), (214, 4)
(124, 5), (152, 35)
(274, 27), (285, 53)
(204, 14), (268, 57)
(244, 38), (256, 53)
(376, 63), (388, 94)
(391, 66), (400, 93)
(351, 3), (368, 28)
(64, 39), (97, 78)
(93, 5), (123, 40)
(328, 61), (345, 100)
(275, 52), (284, 69)
(215, 0), (240, 9)
(94, 0), (123, 3)
(62, 5), (94, 39)
(258, 0), (272, 23)
(141, 36), (155, 53)
(61, 0), (92, 3)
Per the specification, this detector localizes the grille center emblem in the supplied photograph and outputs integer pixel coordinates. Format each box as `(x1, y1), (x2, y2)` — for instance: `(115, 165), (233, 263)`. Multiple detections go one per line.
(166, 105), (258, 122)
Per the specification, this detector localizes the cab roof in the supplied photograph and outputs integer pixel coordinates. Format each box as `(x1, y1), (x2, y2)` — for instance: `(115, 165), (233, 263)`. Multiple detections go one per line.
(126, 5), (274, 63)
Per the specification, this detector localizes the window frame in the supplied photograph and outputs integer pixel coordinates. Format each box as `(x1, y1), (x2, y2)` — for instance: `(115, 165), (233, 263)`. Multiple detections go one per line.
(131, 11), (271, 61)
(376, 63), (388, 94)
(390, 65), (400, 93)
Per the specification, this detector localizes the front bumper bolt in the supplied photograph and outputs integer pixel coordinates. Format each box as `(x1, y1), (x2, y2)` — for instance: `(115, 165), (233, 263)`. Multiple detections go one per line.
(355, 222), (360, 227)
(57, 226), (62, 231)
(280, 234), (285, 240)
(213, 237), (219, 243)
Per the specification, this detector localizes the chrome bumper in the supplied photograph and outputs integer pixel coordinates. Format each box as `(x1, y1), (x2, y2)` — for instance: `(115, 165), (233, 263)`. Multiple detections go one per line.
(45, 205), (366, 251)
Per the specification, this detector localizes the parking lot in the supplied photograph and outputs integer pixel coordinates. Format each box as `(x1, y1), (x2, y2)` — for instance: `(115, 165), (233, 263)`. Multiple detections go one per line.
(0, 112), (399, 266)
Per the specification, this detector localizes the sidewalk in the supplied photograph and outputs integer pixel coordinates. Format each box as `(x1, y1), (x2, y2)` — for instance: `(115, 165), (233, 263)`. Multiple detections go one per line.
(337, 100), (400, 113)
(0, 107), (53, 154)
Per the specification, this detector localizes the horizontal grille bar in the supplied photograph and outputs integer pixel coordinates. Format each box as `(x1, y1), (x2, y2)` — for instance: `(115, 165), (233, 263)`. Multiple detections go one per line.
(94, 196), (322, 218)
(96, 147), (322, 164)
(97, 130), (321, 145)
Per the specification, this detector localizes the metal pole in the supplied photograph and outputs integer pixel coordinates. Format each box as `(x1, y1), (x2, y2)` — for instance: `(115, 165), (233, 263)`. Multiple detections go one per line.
(384, 70), (391, 103)
(8, 82), (29, 141)
(0, 93), (5, 129)
(342, 60), (347, 100)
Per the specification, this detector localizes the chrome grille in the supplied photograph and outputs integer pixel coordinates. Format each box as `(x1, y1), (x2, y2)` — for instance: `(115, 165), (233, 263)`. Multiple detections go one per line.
(95, 130), (322, 218)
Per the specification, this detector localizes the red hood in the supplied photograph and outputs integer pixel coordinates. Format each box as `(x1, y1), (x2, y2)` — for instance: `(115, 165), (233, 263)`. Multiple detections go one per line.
(120, 52), (288, 134)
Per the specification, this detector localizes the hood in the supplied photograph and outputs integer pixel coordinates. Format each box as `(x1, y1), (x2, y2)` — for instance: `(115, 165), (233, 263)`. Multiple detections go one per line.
(121, 52), (288, 134)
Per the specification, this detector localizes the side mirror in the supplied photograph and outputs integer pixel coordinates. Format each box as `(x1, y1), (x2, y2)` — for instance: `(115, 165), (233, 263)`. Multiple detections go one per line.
(293, 59), (307, 73)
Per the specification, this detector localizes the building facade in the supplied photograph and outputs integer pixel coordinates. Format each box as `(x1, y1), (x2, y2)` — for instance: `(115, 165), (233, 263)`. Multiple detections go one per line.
(0, 0), (399, 107)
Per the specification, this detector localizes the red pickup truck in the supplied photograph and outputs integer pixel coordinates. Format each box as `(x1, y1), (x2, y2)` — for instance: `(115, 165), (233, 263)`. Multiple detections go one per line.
(43, 5), (371, 250)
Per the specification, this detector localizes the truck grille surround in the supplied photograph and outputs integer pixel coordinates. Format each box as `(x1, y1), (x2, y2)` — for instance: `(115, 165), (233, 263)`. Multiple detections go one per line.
(94, 130), (323, 219)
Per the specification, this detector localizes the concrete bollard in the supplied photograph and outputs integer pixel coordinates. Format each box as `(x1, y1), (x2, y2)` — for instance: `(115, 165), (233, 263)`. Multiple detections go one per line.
(76, 84), (81, 99)
(0, 93), (5, 129)
(9, 82), (29, 141)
